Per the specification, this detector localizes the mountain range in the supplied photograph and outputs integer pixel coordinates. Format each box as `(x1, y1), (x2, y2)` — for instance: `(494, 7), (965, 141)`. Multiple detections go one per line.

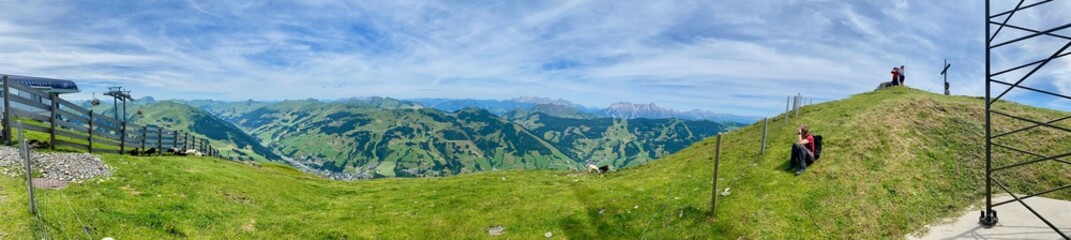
(81, 99), (279, 161)
(179, 97), (733, 179)
(83, 96), (744, 179)
(410, 97), (760, 123)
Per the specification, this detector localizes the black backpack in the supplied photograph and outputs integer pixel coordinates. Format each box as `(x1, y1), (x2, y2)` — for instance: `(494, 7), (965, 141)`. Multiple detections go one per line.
(813, 135), (823, 160)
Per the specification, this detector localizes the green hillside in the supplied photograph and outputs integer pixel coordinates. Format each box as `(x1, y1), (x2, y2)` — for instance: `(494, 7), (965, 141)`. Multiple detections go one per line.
(5, 87), (1065, 238)
(90, 100), (279, 161)
(514, 113), (723, 168)
(213, 98), (727, 178)
(234, 100), (578, 177)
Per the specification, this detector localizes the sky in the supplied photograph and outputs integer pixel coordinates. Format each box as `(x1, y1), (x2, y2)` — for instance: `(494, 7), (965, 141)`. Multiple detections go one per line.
(0, 0), (1069, 117)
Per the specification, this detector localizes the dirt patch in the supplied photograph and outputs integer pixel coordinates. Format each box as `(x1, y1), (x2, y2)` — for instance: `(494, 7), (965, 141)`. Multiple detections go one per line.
(31, 178), (68, 189)
(225, 192), (252, 204)
(120, 185), (141, 196)
(242, 219), (256, 232)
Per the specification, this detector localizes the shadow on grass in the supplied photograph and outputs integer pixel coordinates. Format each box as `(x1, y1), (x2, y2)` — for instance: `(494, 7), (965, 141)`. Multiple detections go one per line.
(560, 179), (715, 238)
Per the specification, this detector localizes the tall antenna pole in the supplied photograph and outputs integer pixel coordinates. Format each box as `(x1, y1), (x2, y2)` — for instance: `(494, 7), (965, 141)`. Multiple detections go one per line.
(982, 0), (995, 226)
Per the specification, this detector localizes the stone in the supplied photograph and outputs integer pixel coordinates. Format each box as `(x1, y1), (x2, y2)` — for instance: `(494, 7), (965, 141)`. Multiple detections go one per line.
(0, 146), (111, 182)
(488, 226), (505, 236)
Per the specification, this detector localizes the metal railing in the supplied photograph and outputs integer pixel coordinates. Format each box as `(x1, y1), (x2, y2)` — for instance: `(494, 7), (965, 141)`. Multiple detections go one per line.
(983, 1), (1071, 238)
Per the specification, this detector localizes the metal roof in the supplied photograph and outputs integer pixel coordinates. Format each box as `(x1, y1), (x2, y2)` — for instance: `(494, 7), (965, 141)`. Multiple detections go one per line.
(2, 74), (80, 94)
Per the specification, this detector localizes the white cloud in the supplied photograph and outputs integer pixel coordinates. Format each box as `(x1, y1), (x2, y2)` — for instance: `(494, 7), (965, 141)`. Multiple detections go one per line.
(0, 0), (1066, 116)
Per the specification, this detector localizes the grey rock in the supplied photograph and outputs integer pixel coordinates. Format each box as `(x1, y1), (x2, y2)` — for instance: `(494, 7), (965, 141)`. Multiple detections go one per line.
(0, 146), (111, 182)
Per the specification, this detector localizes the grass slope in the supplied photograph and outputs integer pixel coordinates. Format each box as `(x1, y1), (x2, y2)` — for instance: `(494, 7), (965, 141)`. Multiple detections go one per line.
(125, 101), (279, 161)
(0, 87), (1068, 239)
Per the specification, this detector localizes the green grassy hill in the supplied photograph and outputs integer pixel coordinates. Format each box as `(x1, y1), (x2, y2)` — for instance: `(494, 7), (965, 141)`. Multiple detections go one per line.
(2, 87), (1068, 238)
(88, 100), (279, 161)
(128, 101), (280, 161)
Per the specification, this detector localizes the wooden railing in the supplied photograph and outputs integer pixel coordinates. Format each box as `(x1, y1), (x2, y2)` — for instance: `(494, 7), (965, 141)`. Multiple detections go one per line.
(0, 75), (222, 158)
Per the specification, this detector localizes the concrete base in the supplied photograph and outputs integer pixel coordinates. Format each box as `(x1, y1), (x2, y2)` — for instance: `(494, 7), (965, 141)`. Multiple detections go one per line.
(910, 195), (1071, 240)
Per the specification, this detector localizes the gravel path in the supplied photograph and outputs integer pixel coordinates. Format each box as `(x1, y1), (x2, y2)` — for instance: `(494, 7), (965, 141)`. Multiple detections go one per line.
(0, 146), (112, 182)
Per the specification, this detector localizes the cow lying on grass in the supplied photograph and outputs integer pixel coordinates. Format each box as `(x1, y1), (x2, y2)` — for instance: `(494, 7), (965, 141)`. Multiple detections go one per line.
(185, 149), (204, 157)
(585, 162), (611, 173)
(128, 148), (157, 156)
(27, 139), (50, 149)
(166, 147), (185, 156)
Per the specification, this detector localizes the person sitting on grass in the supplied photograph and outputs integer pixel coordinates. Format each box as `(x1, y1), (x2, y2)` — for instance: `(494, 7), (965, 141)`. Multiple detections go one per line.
(786, 124), (816, 176)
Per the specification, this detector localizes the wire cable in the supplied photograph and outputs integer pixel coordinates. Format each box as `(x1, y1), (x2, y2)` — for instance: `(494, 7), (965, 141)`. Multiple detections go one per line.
(60, 190), (93, 239)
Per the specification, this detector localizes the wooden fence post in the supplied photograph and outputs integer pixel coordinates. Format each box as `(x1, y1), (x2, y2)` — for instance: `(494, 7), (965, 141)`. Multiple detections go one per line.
(119, 122), (125, 154)
(173, 130), (178, 150)
(18, 122), (35, 215)
(711, 134), (722, 217)
(119, 121), (126, 155)
(785, 96), (790, 125)
(795, 93), (801, 119)
(48, 94), (57, 150)
(760, 117), (768, 155)
(87, 111), (94, 153)
(183, 132), (188, 151)
(141, 126), (147, 151)
(157, 127), (162, 155)
(1, 76), (9, 145)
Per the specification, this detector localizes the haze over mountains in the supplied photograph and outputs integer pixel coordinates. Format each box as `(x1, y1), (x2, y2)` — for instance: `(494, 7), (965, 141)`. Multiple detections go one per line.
(410, 96), (760, 123)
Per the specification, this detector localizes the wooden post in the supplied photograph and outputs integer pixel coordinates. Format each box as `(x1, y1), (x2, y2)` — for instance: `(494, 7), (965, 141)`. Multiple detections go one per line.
(141, 126), (147, 151)
(711, 134), (721, 216)
(2, 76), (11, 145)
(173, 130), (178, 150)
(157, 127), (162, 155)
(184, 132), (188, 151)
(87, 111), (94, 153)
(48, 94), (57, 150)
(3, 75), (12, 145)
(760, 117), (768, 155)
(785, 96), (790, 124)
(794, 93), (801, 119)
(18, 122), (35, 215)
(119, 121), (126, 155)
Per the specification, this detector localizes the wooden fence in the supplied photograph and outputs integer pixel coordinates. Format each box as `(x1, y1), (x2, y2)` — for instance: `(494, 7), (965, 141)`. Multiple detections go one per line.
(0, 75), (222, 158)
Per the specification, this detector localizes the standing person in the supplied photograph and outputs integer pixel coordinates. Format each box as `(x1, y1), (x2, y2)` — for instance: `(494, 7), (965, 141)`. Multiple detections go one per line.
(891, 67), (900, 86)
(786, 124), (816, 176)
(899, 65), (906, 86)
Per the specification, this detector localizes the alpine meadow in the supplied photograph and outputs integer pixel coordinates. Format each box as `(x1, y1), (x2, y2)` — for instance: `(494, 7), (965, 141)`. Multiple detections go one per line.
(1, 1), (1070, 239)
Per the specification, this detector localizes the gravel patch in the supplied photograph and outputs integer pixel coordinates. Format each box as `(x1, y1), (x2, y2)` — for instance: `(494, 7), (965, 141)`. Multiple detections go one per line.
(0, 146), (112, 182)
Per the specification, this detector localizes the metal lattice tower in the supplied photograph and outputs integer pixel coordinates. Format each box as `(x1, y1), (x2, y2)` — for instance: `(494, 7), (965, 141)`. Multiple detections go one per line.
(983, 0), (1071, 238)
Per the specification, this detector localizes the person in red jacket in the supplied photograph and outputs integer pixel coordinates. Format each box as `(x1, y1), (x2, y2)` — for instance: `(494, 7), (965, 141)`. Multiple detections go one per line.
(786, 124), (816, 176)
(891, 67), (900, 86)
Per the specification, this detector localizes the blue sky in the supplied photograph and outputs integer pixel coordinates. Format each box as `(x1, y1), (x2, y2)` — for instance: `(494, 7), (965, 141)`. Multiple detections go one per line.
(0, 0), (1068, 116)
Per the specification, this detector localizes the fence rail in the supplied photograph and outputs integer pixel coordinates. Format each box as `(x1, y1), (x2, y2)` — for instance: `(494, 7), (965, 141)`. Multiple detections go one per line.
(0, 75), (224, 159)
